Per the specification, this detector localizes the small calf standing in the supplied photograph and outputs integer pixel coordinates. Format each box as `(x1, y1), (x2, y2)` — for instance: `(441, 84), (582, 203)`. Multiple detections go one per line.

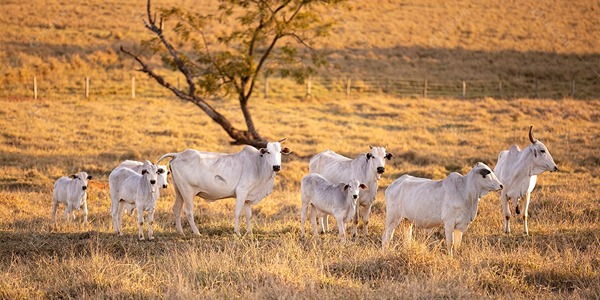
(382, 163), (502, 256)
(301, 174), (368, 243)
(52, 172), (92, 224)
(118, 160), (169, 215)
(109, 161), (160, 240)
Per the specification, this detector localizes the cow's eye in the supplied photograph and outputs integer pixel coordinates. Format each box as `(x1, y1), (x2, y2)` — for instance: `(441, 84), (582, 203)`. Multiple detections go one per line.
(540, 150), (546, 154)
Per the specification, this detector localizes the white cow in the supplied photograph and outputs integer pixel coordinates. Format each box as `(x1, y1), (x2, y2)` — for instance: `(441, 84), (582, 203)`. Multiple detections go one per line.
(157, 139), (291, 236)
(118, 160), (169, 215)
(382, 163), (502, 256)
(109, 161), (160, 240)
(494, 126), (558, 235)
(300, 174), (368, 243)
(52, 171), (92, 224)
(309, 146), (393, 237)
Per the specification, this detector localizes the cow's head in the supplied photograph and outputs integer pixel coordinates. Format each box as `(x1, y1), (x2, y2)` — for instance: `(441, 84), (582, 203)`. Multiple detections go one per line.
(473, 162), (503, 194)
(365, 146), (393, 179)
(70, 171), (92, 191)
(157, 165), (169, 188)
(260, 138), (291, 173)
(343, 179), (368, 202)
(527, 126), (558, 175)
(140, 160), (160, 188)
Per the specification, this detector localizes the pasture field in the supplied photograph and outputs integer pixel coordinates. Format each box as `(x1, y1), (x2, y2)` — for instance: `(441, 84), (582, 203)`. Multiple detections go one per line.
(1, 0), (599, 98)
(0, 95), (599, 299)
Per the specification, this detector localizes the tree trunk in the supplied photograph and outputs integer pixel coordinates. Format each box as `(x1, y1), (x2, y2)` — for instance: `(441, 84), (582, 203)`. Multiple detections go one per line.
(239, 95), (263, 141)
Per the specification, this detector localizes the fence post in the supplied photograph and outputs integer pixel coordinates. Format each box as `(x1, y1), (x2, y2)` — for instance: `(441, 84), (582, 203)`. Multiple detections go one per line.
(85, 77), (90, 98)
(33, 76), (38, 100)
(571, 80), (575, 98)
(131, 76), (135, 99)
(264, 75), (268, 99)
(423, 79), (428, 98)
(346, 77), (351, 97)
(462, 81), (466, 99)
(306, 77), (312, 98)
(498, 81), (502, 97)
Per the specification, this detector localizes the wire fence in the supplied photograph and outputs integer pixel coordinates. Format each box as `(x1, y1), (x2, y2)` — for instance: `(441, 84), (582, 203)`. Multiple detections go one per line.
(1, 74), (597, 100)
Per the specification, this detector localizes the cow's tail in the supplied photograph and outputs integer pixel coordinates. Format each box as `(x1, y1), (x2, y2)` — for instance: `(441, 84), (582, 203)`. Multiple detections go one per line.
(157, 152), (178, 165)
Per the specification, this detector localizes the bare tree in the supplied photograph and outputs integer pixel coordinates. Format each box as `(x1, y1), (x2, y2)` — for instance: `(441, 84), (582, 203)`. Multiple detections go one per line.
(122, 0), (344, 148)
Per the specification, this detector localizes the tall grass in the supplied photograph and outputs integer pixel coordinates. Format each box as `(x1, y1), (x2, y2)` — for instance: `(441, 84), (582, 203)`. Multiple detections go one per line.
(0, 95), (599, 298)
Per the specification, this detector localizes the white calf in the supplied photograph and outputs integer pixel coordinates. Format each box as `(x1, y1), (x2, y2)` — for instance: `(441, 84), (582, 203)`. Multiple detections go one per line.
(301, 174), (368, 243)
(109, 161), (160, 240)
(118, 160), (168, 215)
(52, 171), (92, 224)
(382, 163), (502, 256)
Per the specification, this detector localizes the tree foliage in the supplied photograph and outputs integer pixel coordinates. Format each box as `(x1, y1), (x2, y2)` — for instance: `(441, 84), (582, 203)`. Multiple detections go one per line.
(122, 0), (345, 148)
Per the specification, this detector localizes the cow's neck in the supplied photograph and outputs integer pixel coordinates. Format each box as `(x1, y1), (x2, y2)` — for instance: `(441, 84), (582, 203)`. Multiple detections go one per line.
(512, 146), (536, 181)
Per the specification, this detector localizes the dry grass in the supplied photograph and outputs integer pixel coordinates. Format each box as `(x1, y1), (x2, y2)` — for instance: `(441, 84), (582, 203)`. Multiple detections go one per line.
(0, 95), (599, 299)
(0, 0), (598, 98)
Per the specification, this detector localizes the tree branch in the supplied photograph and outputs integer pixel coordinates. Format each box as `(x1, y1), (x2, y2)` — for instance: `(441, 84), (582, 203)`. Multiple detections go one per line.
(144, 0), (197, 96)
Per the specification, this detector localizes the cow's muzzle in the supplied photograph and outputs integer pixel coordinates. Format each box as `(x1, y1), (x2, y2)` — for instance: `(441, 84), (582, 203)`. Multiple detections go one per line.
(82, 186), (87, 190)
(499, 184), (504, 190)
(162, 184), (168, 188)
(273, 165), (281, 172)
(150, 180), (156, 185)
(353, 195), (358, 199)
(377, 167), (385, 174)
(553, 166), (558, 172)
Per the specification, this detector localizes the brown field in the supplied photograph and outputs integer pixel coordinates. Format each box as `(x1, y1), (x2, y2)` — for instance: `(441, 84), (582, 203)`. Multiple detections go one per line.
(1, 0), (600, 298)
(0, 0), (599, 98)
(0, 95), (599, 299)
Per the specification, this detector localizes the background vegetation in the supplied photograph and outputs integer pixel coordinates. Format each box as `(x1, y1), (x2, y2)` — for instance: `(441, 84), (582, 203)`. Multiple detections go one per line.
(1, 0), (599, 299)
(1, 0), (599, 98)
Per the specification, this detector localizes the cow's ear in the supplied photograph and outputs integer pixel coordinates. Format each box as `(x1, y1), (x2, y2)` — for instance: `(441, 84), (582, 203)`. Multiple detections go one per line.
(366, 153), (372, 160)
(477, 168), (491, 178)
(87, 175), (93, 180)
(259, 148), (268, 157)
(157, 168), (165, 174)
(141, 169), (148, 175)
(385, 153), (393, 160)
(343, 184), (349, 191)
(281, 147), (291, 155)
(70, 174), (79, 179)
(359, 183), (369, 190)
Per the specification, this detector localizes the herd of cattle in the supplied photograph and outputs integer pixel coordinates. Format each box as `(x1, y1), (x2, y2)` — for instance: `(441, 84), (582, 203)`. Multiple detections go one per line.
(52, 127), (558, 255)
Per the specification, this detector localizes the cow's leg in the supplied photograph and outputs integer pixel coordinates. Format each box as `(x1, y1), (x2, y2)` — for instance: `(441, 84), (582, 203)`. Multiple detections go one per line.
(117, 202), (125, 236)
(322, 216), (329, 233)
(401, 219), (413, 247)
(171, 183), (186, 235)
(382, 214), (402, 249)
(300, 201), (308, 238)
(352, 205), (360, 238)
(310, 205), (320, 241)
(335, 215), (346, 244)
(233, 194), (247, 236)
(361, 203), (373, 237)
(82, 194), (88, 224)
(51, 198), (58, 225)
(147, 209), (155, 240)
(444, 223), (455, 257)
(453, 229), (463, 252)
(501, 190), (511, 234)
(523, 192), (531, 235)
(244, 202), (253, 235)
(64, 205), (72, 222)
(110, 199), (120, 235)
(137, 207), (145, 241)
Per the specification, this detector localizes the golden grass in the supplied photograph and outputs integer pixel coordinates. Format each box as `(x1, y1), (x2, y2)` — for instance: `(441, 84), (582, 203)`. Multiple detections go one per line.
(0, 94), (599, 298)
(1, 0), (598, 98)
